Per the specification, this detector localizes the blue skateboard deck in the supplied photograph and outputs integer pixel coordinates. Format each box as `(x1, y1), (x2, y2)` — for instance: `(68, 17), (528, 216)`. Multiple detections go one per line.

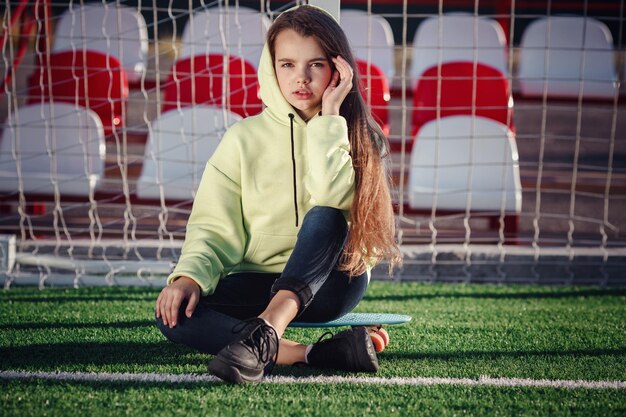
(290, 312), (412, 328)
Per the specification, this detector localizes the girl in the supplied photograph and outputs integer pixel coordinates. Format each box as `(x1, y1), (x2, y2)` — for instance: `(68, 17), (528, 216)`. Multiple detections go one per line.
(155, 5), (400, 384)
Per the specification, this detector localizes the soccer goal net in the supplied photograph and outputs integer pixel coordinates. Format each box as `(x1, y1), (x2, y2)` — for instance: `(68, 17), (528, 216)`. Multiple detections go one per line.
(1, 0), (625, 288)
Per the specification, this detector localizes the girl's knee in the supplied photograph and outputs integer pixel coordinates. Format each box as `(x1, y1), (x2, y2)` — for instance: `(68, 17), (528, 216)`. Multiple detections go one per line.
(298, 273), (368, 322)
(301, 206), (347, 237)
(155, 314), (185, 344)
(298, 299), (350, 323)
(306, 206), (345, 223)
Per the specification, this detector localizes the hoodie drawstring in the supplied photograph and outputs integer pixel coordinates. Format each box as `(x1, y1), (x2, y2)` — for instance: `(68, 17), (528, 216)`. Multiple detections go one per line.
(288, 113), (299, 227)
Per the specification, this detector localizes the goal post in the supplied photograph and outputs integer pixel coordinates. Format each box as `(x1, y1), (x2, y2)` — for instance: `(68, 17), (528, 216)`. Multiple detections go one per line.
(1, 0), (624, 288)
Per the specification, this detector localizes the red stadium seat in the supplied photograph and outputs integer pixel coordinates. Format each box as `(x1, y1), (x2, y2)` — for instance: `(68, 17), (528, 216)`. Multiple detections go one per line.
(412, 62), (513, 137)
(357, 60), (390, 136)
(27, 50), (129, 136)
(162, 54), (262, 118)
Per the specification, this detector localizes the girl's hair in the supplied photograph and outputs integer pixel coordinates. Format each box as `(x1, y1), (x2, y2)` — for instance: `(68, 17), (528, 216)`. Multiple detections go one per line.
(267, 5), (402, 276)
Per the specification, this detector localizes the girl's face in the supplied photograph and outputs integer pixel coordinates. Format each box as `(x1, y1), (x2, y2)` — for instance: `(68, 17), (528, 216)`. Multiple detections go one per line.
(273, 29), (333, 121)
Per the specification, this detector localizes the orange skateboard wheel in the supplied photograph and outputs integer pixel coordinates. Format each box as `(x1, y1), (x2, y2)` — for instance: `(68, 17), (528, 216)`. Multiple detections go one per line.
(370, 331), (386, 353)
(376, 327), (390, 347)
(369, 326), (390, 348)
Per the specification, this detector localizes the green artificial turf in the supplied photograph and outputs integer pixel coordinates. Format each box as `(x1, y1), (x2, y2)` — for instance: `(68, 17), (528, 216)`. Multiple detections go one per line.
(1, 282), (625, 416)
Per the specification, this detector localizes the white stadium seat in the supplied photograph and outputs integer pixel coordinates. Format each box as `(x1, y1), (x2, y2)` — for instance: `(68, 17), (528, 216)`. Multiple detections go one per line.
(341, 9), (396, 80)
(518, 16), (618, 99)
(137, 107), (242, 200)
(180, 6), (270, 69)
(410, 13), (508, 80)
(408, 115), (521, 213)
(0, 103), (105, 196)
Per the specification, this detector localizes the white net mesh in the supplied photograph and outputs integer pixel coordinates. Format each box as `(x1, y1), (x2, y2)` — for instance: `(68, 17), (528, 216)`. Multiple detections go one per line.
(1, 0), (625, 287)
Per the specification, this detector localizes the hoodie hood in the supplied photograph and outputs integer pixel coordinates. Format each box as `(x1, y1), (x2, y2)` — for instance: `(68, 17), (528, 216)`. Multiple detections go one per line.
(258, 42), (309, 125)
(258, 4), (340, 126)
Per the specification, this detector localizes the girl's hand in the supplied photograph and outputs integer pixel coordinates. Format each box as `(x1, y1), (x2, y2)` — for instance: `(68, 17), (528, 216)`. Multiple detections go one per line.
(155, 276), (200, 328)
(322, 56), (353, 116)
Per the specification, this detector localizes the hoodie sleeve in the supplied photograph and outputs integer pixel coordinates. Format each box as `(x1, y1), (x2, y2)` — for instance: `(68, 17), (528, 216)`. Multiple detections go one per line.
(304, 115), (355, 210)
(166, 132), (245, 296)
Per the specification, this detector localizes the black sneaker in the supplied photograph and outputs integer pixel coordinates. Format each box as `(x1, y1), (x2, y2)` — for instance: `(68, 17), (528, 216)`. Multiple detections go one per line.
(307, 326), (379, 372)
(208, 318), (279, 384)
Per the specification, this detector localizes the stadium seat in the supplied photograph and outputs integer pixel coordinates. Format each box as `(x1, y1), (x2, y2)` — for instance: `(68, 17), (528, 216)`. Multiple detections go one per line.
(517, 16), (618, 100)
(27, 50), (129, 136)
(179, 6), (270, 69)
(408, 115), (521, 217)
(341, 9), (396, 81)
(52, 3), (148, 83)
(357, 60), (390, 135)
(137, 107), (242, 200)
(162, 54), (262, 118)
(412, 62), (513, 136)
(410, 14), (508, 81)
(0, 102), (105, 197)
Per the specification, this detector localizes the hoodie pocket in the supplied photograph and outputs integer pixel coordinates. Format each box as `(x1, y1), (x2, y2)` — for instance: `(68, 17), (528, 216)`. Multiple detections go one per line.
(245, 232), (297, 265)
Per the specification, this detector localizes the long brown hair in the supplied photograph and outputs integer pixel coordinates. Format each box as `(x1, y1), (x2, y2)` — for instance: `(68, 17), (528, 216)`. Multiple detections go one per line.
(267, 5), (401, 275)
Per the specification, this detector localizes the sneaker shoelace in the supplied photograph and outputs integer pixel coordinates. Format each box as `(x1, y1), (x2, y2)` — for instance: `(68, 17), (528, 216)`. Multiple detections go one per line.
(232, 319), (280, 375)
(314, 331), (334, 345)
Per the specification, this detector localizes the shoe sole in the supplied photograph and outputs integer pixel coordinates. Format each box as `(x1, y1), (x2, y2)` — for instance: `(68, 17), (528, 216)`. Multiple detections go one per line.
(208, 356), (263, 384)
(352, 327), (380, 372)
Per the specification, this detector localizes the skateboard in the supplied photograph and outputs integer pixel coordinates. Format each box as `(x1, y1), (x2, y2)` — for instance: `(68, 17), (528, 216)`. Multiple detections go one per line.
(290, 313), (412, 353)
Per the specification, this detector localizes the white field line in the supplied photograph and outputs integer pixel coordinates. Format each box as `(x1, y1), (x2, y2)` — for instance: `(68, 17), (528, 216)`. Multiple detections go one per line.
(1, 371), (624, 390)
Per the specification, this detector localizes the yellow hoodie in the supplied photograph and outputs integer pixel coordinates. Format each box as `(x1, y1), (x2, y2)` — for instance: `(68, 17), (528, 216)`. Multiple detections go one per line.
(167, 42), (356, 296)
